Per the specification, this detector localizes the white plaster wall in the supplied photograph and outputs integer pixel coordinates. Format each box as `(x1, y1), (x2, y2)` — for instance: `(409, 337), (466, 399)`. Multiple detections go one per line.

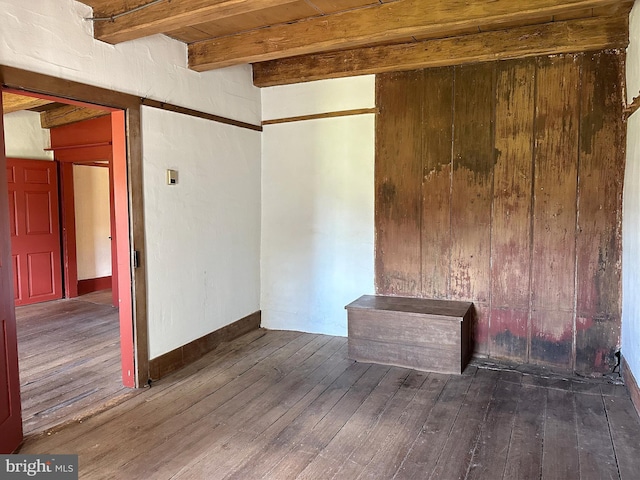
(261, 78), (375, 336)
(623, 1), (640, 383)
(2, 111), (53, 160)
(0, 0), (260, 125)
(143, 107), (261, 359)
(73, 165), (112, 280)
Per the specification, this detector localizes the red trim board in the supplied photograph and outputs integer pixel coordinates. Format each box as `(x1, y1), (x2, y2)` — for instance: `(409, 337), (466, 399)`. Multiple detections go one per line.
(77, 276), (112, 296)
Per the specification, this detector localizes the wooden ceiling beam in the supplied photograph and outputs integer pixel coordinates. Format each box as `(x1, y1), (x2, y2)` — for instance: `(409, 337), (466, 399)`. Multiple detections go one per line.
(2, 92), (53, 114)
(188, 0), (626, 71)
(81, 1), (150, 17)
(93, 0), (302, 44)
(40, 105), (110, 129)
(253, 15), (628, 87)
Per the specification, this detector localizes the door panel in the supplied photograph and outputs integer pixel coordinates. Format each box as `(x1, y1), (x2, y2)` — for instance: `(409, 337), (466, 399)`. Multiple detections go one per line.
(28, 252), (56, 297)
(25, 191), (53, 234)
(11, 256), (20, 302)
(8, 158), (62, 306)
(0, 92), (23, 453)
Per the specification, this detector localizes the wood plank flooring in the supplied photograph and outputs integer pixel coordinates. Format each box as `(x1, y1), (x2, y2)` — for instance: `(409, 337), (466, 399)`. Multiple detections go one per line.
(16, 291), (137, 436)
(18, 330), (640, 479)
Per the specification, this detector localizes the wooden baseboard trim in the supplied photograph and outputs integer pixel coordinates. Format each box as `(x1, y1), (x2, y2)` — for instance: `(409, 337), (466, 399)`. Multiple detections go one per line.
(622, 355), (640, 419)
(148, 311), (261, 381)
(77, 276), (112, 296)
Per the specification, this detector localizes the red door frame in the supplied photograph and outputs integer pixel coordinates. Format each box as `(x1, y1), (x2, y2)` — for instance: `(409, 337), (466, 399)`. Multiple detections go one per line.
(108, 160), (119, 309)
(59, 161), (116, 306)
(2, 88), (136, 389)
(51, 115), (118, 307)
(111, 111), (134, 385)
(0, 88), (23, 453)
(59, 161), (78, 299)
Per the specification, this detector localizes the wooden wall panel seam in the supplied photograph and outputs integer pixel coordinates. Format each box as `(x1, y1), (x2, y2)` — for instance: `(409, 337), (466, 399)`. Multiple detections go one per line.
(488, 64), (497, 360)
(572, 55), (584, 373)
(418, 69), (425, 297)
(527, 60), (539, 365)
(448, 67), (455, 300)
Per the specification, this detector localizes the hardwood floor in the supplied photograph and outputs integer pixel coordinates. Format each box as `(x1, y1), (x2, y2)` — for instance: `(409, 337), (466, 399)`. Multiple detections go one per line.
(18, 329), (640, 479)
(16, 291), (137, 436)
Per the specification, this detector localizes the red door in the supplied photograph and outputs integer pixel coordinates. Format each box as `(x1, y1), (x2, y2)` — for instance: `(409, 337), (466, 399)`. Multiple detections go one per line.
(0, 95), (23, 452)
(7, 158), (62, 306)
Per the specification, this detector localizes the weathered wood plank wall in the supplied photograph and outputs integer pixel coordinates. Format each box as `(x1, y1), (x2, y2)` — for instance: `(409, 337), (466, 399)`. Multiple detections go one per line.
(530, 55), (580, 368)
(490, 58), (535, 363)
(375, 50), (624, 373)
(575, 52), (625, 372)
(375, 70), (423, 296)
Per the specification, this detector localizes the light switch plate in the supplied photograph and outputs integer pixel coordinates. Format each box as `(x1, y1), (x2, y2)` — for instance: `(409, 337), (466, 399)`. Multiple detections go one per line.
(166, 169), (178, 185)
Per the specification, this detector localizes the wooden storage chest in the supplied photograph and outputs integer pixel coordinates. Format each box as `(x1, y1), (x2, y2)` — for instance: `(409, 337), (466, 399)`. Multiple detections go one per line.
(345, 295), (473, 374)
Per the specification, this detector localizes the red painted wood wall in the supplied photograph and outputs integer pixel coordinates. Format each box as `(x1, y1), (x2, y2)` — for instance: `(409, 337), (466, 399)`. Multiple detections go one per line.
(375, 50), (624, 374)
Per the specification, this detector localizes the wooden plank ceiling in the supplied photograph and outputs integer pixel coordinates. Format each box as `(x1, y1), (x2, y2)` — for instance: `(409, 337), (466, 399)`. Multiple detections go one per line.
(2, 92), (109, 128)
(78, 0), (632, 86)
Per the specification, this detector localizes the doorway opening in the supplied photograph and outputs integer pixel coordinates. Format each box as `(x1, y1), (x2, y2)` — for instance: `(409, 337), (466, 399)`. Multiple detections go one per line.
(2, 88), (136, 436)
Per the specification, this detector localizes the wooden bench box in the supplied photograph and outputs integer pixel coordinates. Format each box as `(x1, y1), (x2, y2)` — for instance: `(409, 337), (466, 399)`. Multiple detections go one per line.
(345, 295), (473, 374)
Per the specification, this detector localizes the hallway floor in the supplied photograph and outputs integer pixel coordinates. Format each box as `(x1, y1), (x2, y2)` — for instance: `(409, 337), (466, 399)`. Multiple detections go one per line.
(16, 290), (138, 436)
